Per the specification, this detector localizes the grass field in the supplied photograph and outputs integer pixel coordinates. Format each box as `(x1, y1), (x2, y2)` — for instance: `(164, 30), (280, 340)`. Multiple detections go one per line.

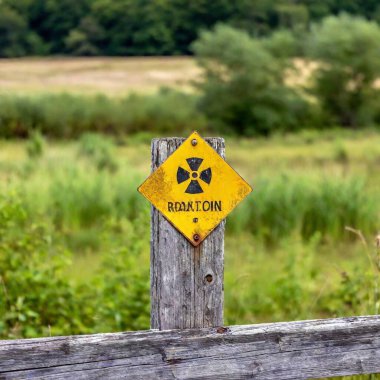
(1, 57), (380, 379)
(0, 56), (317, 97)
(1, 129), (379, 320)
(0, 57), (198, 97)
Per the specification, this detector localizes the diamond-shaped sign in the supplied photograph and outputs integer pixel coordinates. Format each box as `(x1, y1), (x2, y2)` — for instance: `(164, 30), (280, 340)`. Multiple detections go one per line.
(138, 131), (252, 246)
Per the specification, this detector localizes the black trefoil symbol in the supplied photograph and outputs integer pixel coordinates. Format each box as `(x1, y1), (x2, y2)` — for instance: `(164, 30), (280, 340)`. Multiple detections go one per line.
(177, 157), (212, 194)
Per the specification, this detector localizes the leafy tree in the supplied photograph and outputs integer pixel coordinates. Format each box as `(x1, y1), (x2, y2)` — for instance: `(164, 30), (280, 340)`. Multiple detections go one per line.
(28, 0), (91, 53)
(92, 0), (175, 55)
(0, 1), (47, 56)
(274, 3), (309, 30)
(167, 0), (236, 53)
(230, 0), (275, 36)
(2, 0), (380, 57)
(0, 5), (29, 57)
(262, 29), (300, 58)
(65, 16), (105, 55)
(300, 0), (334, 21)
(330, 0), (380, 19)
(193, 24), (308, 136)
(307, 14), (380, 127)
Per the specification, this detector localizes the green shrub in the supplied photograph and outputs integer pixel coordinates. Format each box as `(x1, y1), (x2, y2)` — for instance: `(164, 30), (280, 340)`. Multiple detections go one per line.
(192, 24), (311, 136)
(0, 193), (94, 338)
(0, 191), (150, 338)
(307, 14), (380, 127)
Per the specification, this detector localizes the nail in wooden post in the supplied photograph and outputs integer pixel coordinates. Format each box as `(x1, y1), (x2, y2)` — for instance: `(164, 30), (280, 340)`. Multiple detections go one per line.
(151, 137), (225, 330)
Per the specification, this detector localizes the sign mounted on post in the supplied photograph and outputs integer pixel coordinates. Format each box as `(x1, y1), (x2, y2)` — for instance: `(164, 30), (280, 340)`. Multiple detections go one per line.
(138, 131), (252, 246)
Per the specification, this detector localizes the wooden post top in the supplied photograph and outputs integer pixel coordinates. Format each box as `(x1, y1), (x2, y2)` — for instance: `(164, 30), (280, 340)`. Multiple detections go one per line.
(150, 137), (225, 330)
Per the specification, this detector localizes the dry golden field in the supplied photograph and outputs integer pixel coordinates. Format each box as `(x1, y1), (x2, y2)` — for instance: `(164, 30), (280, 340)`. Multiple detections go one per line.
(0, 57), (199, 97)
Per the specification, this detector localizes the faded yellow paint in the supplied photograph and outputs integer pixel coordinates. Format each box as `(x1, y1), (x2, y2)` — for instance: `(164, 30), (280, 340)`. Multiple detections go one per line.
(138, 131), (252, 246)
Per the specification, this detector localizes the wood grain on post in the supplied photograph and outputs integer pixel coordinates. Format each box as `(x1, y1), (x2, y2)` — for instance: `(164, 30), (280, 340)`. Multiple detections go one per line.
(150, 137), (225, 330)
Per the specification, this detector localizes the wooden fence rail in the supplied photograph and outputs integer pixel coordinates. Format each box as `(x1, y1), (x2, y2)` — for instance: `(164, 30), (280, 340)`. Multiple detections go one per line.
(1, 315), (380, 379)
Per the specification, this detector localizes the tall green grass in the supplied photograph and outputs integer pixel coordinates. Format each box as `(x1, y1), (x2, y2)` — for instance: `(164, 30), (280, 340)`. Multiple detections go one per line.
(3, 133), (377, 253)
(2, 187), (377, 340)
(228, 173), (378, 243)
(16, 167), (378, 247)
(1, 135), (379, 347)
(0, 89), (205, 138)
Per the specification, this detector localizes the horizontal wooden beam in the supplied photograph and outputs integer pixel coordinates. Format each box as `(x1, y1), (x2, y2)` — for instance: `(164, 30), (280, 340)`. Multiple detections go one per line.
(1, 315), (380, 379)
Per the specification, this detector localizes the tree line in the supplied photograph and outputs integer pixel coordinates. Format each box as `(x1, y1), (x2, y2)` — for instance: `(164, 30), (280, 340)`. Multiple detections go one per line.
(194, 14), (380, 134)
(1, 0), (380, 57)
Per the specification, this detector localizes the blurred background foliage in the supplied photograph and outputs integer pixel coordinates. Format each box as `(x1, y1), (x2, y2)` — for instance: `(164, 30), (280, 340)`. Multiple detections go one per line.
(1, 12), (380, 137)
(1, 0), (380, 57)
(1, 131), (380, 342)
(0, 4), (380, 380)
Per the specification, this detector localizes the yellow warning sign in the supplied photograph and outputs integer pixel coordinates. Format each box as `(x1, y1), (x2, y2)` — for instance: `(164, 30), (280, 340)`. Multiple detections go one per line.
(138, 131), (252, 246)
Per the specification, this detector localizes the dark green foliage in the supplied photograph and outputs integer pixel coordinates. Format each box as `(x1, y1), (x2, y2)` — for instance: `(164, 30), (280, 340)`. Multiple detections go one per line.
(64, 16), (105, 56)
(27, 0), (92, 54)
(166, 0), (237, 54)
(1, 0), (380, 57)
(0, 3), (44, 57)
(274, 3), (309, 30)
(92, 0), (175, 56)
(191, 17), (380, 135)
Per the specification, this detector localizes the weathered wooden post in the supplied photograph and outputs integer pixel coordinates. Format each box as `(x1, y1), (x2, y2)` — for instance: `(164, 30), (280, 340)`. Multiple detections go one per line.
(150, 137), (225, 330)
(138, 131), (252, 330)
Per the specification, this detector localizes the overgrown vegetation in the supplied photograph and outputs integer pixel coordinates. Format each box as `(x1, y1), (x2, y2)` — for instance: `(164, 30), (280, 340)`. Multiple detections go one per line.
(1, 14), (380, 137)
(0, 90), (204, 138)
(2, 4), (380, 379)
(1, 131), (379, 341)
(0, 191), (150, 338)
(228, 174), (378, 244)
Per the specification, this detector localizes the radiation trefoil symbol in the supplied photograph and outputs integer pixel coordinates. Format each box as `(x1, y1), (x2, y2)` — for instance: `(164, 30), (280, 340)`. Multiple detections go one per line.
(176, 157), (212, 194)
(138, 131), (253, 246)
